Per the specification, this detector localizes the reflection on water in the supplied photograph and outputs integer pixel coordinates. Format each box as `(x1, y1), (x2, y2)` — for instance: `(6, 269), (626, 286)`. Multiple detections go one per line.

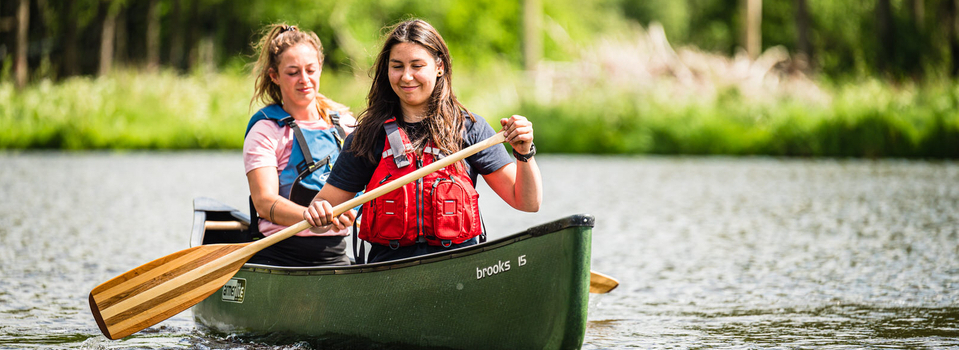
(0, 152), (957, 349)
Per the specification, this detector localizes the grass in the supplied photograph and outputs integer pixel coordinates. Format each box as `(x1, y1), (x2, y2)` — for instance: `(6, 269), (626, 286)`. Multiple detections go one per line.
(1, 68), (957, 158)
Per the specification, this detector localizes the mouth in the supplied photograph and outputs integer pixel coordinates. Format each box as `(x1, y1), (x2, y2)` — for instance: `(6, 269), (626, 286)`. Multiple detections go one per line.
(297, 86), (314, 93)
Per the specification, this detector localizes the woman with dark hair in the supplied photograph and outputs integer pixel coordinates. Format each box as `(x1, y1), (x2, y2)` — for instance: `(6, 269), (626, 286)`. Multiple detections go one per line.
(243, 23), (357, 266)
(303, 19), (541, 263)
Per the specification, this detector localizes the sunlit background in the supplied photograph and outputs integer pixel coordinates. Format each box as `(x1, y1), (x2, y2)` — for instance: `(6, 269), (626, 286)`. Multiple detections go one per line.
(1, 1), (958, 349)
(1, 0), (957, 157)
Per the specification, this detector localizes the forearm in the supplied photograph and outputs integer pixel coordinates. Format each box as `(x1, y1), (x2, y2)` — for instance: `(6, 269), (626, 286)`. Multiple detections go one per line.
(511, 157), (543, 212)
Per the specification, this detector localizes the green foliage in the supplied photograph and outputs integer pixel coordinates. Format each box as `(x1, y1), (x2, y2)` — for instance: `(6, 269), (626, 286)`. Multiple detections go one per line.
(521, 79), (959, 158)
(1, 70), (957, 158)
(0, 71), (251, 149)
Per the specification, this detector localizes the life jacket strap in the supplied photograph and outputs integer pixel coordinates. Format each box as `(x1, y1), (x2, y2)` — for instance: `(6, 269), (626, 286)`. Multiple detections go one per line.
(423, 146), (446, 160)
(384, 119), (411, 168)
(281, 117), (317, 175)
(329, 111), (347, 146)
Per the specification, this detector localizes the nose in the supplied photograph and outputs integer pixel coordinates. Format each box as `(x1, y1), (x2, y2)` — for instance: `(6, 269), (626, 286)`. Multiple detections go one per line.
(298, 71), (311, 85)
(401, 67), (413, 82)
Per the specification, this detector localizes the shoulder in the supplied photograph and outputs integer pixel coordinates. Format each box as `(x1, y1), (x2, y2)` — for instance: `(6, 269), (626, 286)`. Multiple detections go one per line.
(462, 113), (497, 144)
(318, 94), (357, 132)
(247, 118), (285, 138)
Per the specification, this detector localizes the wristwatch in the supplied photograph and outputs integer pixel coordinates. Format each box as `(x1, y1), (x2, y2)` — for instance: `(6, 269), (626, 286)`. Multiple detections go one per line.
(512, 143), (536, 162)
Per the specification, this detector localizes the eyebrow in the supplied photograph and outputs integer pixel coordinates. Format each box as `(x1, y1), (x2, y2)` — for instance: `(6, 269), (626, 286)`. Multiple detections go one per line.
(282, 63), (318, 70)
(389, 58), (426, 64)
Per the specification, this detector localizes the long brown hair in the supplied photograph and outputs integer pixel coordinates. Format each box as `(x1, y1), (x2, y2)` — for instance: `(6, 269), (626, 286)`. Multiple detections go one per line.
(250, 23), (341, 122)
(350, 19), (475, 163)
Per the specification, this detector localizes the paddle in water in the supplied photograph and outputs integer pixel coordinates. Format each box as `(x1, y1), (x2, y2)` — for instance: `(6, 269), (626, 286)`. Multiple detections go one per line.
(589, 271), (619, 293)
(89, 130), (618, 339)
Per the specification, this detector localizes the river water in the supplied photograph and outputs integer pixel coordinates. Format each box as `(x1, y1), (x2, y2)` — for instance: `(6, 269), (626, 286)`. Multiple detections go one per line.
(0, 152), (957, 349)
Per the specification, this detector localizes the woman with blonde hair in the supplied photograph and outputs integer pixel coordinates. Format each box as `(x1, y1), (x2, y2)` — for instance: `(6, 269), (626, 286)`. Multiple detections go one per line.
(243, 23), (357, 266)
(304, 19), (541, 263)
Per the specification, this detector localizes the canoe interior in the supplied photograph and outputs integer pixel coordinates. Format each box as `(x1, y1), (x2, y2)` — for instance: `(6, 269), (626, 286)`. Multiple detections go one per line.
(190, 197), (594, 350)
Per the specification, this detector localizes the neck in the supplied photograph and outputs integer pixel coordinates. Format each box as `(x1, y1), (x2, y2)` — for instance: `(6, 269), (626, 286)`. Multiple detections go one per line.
(401, 105), (427, 124)
(282, 100), (319, 121)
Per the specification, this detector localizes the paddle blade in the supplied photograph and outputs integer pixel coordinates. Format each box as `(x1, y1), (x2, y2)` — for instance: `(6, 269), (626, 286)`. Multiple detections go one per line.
(589, 271), (619, 294)
(89, 243), (251, 340)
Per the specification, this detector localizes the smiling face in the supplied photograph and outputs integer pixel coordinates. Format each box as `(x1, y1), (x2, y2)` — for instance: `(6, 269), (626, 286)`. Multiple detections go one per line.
(269, 43), (321, 111)
(388, 42), (444, 122)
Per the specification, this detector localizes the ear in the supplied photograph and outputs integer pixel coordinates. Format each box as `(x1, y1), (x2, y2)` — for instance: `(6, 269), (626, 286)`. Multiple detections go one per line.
(436, 60), (445, 77)
(268, 68), (278, 84)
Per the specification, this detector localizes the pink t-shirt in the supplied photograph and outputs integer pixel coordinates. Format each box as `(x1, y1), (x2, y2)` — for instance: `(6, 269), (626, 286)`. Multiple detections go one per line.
(243, 113), (356, 237)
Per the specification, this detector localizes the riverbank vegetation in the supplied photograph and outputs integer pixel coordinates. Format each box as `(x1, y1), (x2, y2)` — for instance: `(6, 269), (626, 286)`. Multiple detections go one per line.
(1, 0), (958, 157)
(3, 64), (956, 157)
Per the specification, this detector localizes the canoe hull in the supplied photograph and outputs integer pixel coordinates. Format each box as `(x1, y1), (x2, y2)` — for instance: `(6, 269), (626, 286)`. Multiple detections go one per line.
(190, 198), (592, 349)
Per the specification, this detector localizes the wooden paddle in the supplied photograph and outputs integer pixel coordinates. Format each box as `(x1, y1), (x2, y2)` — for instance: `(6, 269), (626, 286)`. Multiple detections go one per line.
(589, 271), (619, 293)
(90, 132), (507, 340)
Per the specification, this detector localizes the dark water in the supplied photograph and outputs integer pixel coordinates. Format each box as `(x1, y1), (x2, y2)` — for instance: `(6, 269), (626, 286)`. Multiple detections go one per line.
(0, 152), (957, 349)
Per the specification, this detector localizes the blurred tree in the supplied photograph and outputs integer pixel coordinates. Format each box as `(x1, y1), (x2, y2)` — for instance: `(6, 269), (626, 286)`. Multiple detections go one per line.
(795, 0), (812, 69)
(524, 0), (542, 71)
(946, 0), (959, 76)
(98, 0), (118, 76)
(15, 0), (28, 89)
(744, 0), (761, 59)
(875, 0), (895, 74)
(145, 0), (158, 71)
(4, 0), (959, 83)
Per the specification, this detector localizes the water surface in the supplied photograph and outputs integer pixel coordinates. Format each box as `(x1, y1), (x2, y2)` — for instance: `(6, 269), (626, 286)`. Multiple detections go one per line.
(0, 152), (956, 349)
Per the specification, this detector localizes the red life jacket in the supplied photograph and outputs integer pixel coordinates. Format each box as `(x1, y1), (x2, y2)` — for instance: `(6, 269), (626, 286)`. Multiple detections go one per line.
(359, 118), (483, 248)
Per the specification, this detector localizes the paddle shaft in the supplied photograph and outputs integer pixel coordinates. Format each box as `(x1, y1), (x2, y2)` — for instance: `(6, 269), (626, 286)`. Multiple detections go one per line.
(90, 131), (506, 339)
(245, 131), (507, 253)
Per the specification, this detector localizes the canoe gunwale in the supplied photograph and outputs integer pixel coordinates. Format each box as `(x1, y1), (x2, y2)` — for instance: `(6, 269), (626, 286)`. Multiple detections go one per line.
(238, 215), (594, 276)
(190, 197), (593, 276)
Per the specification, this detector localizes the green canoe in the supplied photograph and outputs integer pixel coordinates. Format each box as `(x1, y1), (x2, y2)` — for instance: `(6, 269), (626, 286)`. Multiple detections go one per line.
(190, 197), (594, 349)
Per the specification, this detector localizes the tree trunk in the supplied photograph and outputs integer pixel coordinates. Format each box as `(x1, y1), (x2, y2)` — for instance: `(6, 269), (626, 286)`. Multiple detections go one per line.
(948, 0), (959, 77)
(99, 1), (116, 76)
(115, 5), (126, 67)
(795, 0), (812, 69)
(62, 0), (78, 77)
(744, 0), (762, 59)
(15, 0), (28, 89)
(523, 0), (542, 71)
(875, 0), (895, 73)
(908, 0), (925, 30)
(169, 0), (183, 70)
(185, 0), (198, 71)
(146, 0), (160, 71)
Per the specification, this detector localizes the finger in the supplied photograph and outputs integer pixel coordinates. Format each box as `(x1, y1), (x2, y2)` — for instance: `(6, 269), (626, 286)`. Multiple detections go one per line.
(305, 206), (317, 226)
(321, 201), (335, 225)
(333, 215), (349, 231)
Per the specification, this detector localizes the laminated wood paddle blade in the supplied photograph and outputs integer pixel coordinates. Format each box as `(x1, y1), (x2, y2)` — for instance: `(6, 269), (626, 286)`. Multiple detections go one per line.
(589, 271), (619, 294)
(89, 243), (251, 340)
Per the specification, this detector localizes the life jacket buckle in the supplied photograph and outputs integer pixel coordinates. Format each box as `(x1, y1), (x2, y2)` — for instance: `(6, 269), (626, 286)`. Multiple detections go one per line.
(441, 240), (452, 248)
(389, 240), (400, 250)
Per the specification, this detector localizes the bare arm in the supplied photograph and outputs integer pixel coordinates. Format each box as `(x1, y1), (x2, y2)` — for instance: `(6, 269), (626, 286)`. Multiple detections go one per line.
(482, 115), (542, 212)
(247, 167), (354, 232)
